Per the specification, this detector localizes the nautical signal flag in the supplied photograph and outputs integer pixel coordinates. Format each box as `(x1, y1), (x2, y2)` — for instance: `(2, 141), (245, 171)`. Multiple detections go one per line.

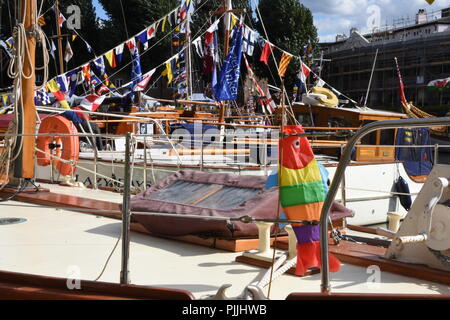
(35, 89), (51, 106)
(115, 44), (124, 65)
(134, 69), (156, 92)
(426, 0), (435, 4)
(162, 60), (174, 84)
(93, 56), (106, 76)
(82, 64), (91, 83)
(126, 38), (137, 55)
(79, 94), (106, 112)
(298, 61), (311, 85)
(147, 24), (156, 40)
(58, 13), (66, 27)
(105, 49), (117, 68)
(47, 79), (70, 110)
(64, 41), (73, 62)
(278, 52), (293, 77)
(260, 42), (273, 65)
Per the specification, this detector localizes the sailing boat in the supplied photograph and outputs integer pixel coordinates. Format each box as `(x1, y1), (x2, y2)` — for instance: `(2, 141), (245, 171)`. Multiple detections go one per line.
(394, 57), (450, 154)
(5, 0), (423, 227)
(3, 0), (450, 302)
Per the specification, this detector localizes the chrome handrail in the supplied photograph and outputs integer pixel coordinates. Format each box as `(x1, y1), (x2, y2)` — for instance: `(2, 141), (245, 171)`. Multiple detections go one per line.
(320, 116), (450, 294)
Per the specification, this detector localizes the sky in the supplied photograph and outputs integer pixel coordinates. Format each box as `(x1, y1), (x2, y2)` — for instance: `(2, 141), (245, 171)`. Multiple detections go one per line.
(93, 0), (108, 20)
(94, 0), (450, 43)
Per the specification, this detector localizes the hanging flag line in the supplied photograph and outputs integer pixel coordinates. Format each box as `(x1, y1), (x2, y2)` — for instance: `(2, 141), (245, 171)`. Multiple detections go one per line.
(40, 0), (214, 99)
(51, 12), (222, 101)
(71, 3), (224, 98)
(41, 0), (193, 88)
(231, 13), (358, 105)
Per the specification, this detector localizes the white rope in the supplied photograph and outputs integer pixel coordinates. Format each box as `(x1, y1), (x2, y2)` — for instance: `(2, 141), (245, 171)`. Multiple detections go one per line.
(0, 1), (50, 189)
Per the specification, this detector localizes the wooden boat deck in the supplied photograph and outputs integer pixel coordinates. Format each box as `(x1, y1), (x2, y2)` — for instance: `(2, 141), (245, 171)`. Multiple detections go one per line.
(1, 184), (450, 299)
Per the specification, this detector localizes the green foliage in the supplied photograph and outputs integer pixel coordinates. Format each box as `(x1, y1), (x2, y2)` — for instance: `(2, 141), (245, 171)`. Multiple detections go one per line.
(252, 0), (318, 89)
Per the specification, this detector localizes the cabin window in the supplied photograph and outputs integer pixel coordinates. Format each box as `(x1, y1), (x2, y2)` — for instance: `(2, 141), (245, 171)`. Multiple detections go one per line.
(146, 180), (261, 210)
(297, 113), (316, 127)
(380, 129), (395, 146)
(361, 120), (377, 145)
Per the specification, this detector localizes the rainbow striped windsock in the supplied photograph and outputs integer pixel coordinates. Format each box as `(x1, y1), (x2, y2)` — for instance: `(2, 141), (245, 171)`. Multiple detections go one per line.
(279, 125), (341, 275)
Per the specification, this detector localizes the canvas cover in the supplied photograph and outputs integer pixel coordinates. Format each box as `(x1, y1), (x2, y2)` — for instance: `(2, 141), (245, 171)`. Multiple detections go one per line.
(131, 170), (354, 239)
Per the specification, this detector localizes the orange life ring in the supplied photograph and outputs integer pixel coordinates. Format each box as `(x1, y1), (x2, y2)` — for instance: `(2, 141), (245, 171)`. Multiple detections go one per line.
(36, 115), (79, 176)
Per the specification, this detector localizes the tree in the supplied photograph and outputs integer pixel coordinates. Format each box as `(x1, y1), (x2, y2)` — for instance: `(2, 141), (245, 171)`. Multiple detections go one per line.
(253, 0), (318, 90)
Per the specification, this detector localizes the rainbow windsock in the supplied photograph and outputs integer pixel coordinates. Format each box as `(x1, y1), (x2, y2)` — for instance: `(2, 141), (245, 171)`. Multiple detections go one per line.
(276, 125), (340, 275)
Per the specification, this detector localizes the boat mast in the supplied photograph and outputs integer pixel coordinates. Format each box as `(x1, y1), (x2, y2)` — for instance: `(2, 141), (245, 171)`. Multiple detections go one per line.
(14, 0), (37, 179)
(186, 5), (192, 100)
(55, 0), (65, 74)
(218, 0), (232, 123)
(364, 48), (378, 108)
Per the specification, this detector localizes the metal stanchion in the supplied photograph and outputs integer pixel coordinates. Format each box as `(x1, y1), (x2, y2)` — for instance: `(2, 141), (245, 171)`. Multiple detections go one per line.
(120, 133), (132, 285)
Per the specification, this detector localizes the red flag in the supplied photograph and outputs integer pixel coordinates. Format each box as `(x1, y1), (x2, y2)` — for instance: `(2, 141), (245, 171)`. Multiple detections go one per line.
(134, 69), (155, 92)
(394, 57), (407, 104)
(79, 94), (106, 112)
(58, 13), (66, 27)
(202, 32), (215, 75)
(260, 42), (273, 65)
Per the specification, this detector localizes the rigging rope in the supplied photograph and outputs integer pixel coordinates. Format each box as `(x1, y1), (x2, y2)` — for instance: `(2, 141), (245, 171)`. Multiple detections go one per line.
(0, 0), (49, 190)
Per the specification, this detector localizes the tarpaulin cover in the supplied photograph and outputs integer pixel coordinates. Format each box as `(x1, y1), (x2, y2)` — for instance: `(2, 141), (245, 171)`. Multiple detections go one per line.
(130, 170), (354, 238)
(395, 128), (433, 177)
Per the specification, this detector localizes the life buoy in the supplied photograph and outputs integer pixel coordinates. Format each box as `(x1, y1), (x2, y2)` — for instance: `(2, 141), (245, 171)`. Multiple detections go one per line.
(36, 115), (79, 176)
(311, 87), (339, 107)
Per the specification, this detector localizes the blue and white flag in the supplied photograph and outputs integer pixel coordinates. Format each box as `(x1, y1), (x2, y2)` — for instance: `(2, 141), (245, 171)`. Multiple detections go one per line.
(0, 40), (12, 57)
(35, 89), (51, 106)
(93, 56), (106, 75)
(90, 73), (102, 88)
(56, 74), (69, 93)
(67, 68), (80, 97)
(49, 40), (57, 59)
(213, 25), (244, 101)
(131, 49), (143, 89)
(115, 44), (124, 64)
(242, 27), (256, 56)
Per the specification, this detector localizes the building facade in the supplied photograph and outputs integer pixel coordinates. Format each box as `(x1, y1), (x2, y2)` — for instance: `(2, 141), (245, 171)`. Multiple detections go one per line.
(319, 7), (450, 115)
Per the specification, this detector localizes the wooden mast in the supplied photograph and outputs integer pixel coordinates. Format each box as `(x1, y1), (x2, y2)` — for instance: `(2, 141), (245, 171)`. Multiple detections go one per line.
(212, 0), (243, 122)
(15, 0), (37, 179)
(218, 0), (231, 123)
(55, 0), (65, 75)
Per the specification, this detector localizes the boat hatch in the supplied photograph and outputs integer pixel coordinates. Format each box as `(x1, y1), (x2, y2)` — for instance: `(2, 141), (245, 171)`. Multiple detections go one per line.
(146, 180), (261, 210)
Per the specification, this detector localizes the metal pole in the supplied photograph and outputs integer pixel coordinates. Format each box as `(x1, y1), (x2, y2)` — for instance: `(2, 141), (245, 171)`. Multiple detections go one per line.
(120, 132), (132, 285)
(434, 144), (439, 165)
(320, 117), (450, 294)
(364, 49), (378, 108)
(143, 136), (147, 189)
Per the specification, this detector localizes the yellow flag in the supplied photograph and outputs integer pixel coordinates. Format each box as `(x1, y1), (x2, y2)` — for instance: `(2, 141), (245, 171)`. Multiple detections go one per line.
(231, 15), (239, 30)
(278, 52), (293, 77)
(162, 17), (167, 32)
(162, 61), (173, 84)
(46, 79), (60, 93)
(72, 34), (78, 42)
(104, 49), (117, 68)
(426, 0), (435, 4)
(59, 100), (70, 110)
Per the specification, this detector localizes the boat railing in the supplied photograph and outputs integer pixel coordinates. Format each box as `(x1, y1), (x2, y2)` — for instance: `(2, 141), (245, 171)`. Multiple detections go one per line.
(319, 116), (450, 294)
(2, 127), (450, 193)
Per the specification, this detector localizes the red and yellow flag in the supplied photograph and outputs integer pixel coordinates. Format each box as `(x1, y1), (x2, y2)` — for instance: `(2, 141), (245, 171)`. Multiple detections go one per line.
(278, 52), (293, 77)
